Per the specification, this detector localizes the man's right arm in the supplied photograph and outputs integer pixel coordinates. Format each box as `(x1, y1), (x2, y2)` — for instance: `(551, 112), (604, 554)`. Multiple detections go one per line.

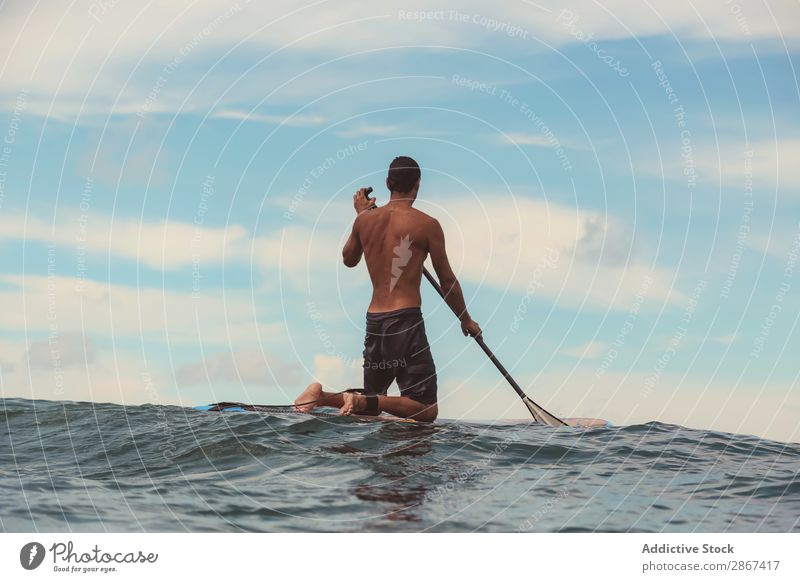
(427, 219), (482, 337)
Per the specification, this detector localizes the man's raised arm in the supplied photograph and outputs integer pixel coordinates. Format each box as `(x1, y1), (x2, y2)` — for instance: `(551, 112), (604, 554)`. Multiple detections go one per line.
(342, 216), (363, 267)
(342, 188), (374, 267)
(428, 219), (482, 337)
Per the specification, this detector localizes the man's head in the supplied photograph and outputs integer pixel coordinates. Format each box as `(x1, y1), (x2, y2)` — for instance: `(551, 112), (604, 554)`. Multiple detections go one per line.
(386, 156), (420, 198)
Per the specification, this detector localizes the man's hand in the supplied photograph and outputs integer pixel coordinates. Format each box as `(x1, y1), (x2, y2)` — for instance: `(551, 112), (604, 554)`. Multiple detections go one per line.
(461, 318), (482, 338)
(353, 188), (376, 214)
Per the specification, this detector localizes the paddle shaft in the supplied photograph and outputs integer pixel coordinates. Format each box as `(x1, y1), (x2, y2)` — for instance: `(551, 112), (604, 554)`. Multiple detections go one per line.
(421, 267), (530, 400)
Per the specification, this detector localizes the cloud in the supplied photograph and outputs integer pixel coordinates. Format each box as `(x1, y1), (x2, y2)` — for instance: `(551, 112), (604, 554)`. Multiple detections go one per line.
(3, 1), (796, 119)
(0, 213), (251, 270)
(636, 139), (800, 192)
(501, 132), (554, 147)
(711, 333), (737, 345)
(546, 0), (800, 42)
(745, 139), (800, 190)
(174, 349), (302, 387)
(748, 226), (800, 261)
(212, 108), (326, 126)
(312, 354), (363, 391)
(497, 131), (587, 151)
(427, 194), (677, 310)
(0, 338), (175, 406)
(0, 274), (283, 346)
(335, 121), (448, 138)
(26, 332), (97, 369)
(572, 215), (634, 266)
(255, 224), (352, 290)
(560, 341), (609, 359)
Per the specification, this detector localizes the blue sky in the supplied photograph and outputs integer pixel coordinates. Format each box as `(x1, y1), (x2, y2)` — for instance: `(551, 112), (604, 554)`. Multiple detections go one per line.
(0, 1), (798, 442)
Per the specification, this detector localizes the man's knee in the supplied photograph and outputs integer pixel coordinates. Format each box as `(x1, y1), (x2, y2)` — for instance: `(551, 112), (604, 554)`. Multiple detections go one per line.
(416, 403), (438, 422)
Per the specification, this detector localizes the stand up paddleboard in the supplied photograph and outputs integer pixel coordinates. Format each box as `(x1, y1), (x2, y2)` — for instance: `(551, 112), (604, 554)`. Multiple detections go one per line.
(195, 402), (419, 423)
(195, 402), (611, 428)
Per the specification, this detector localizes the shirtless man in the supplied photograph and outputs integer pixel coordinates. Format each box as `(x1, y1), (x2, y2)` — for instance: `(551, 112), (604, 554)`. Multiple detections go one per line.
(294, 156), (481, 421)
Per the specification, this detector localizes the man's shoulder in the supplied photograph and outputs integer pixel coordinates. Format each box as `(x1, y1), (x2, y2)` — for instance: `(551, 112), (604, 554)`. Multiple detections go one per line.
(354, 207), (383, 225)
(409, 207), (438, 225)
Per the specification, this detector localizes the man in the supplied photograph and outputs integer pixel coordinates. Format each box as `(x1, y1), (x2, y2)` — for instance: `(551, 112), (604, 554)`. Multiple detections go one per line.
(295, 156), (481, 421)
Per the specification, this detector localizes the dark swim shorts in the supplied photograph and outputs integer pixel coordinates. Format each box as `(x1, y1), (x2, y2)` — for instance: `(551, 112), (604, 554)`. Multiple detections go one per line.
(362, 307), (437, 406)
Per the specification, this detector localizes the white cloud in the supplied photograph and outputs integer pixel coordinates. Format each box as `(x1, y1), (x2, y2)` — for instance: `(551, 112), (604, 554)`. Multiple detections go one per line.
(0, 213), (251, 270)
(546, 0), (800, 42)
(711, 333), (737, 345)
(0, 274), (283, 345)
(636, 139), (800, 192)
(255, 224), (353, 290)
(174, 349), (303, 387)
(2, 1), (796, 119)
(560, 341), (609, 359)
(427, 194), (677, 310)
(707, 139), (800, 191)
(312, 354), (362, 391)
(0, 337), (176, 406)
(213, 108), (326, 126)
(26, 332), (97, 369)
(498, 131), (588, 151)
(746, 139), (800, 189)
(335, 123), (408, 138)
(748, 226), (800, 261)
(335, 122), (448, 138)
(500, 132), (555, 147)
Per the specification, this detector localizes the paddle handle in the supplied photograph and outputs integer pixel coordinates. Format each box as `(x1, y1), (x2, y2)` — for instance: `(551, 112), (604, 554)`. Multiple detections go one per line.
(362, 186), (376, 209)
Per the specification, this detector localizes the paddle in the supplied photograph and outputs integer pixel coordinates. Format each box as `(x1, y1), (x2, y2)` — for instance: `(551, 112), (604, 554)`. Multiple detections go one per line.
(360, 187), (566, 427)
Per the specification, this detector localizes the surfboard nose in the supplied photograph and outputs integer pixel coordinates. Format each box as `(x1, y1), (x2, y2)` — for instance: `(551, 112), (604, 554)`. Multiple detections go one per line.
(563, 417), (612, 428)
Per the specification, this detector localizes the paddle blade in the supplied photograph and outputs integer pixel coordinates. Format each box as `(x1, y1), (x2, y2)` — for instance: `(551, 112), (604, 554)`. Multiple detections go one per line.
(523, 396), (568, 427)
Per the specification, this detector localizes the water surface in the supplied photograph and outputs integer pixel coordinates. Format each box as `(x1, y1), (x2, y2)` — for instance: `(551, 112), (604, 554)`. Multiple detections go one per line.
(1, 398), (798, 532)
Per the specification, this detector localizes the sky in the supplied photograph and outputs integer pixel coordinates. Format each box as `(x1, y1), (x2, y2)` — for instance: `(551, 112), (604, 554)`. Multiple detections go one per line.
(0, 0), (798, 442)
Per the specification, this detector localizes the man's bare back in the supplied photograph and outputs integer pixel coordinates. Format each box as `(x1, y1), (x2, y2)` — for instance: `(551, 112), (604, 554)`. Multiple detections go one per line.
(343, 184), (481, 335)
(354, 202), (433, 312)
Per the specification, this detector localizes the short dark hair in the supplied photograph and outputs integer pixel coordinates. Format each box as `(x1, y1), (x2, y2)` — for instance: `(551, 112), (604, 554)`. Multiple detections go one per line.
(387, 156), (420, 193)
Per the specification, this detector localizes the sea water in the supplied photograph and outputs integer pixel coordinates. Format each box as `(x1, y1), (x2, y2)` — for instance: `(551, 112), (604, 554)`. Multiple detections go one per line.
(1, 398), (798, 532)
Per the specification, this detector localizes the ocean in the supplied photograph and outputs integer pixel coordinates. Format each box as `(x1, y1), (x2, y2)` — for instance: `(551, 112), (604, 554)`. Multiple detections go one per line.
(1, 398), (798, 532)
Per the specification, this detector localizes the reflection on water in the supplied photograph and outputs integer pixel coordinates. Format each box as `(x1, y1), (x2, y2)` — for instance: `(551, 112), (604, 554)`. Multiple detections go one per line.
(347, 425), (437, 525)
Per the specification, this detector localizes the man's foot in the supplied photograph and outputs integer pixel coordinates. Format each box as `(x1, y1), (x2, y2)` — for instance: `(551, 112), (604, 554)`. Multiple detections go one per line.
(340, 392), (367, 416)
(294, 382), (323, 413)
